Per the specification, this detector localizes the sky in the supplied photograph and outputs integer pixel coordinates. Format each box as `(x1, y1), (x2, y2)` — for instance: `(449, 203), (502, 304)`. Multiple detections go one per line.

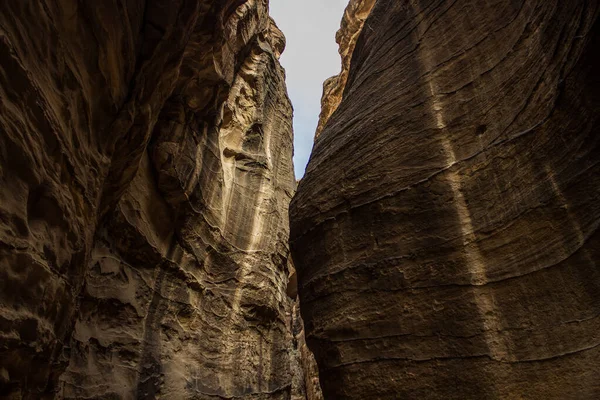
(270, 0), (349, 178)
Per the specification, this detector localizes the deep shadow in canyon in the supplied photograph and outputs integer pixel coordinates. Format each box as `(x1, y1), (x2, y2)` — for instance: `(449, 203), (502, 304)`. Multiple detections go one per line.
(291, 0), (600, 399)
(0, 0), (599, 399)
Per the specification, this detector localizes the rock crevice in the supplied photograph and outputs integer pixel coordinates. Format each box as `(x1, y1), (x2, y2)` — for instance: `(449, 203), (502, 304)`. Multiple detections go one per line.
(0, 1), (321, 399)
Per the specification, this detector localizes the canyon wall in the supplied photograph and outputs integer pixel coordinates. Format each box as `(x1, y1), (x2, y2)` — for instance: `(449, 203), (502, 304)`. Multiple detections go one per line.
(291, 0), (600, 399)
(0, 1), (311, 399)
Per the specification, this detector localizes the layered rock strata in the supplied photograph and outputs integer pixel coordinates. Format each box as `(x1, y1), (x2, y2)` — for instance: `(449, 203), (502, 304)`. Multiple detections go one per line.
(0, 1), (305, 398)
(291, 0), (600, 399)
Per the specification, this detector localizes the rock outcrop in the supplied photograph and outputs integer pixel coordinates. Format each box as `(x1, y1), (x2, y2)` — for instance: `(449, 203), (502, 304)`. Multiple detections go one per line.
(0, 1), (307, 398)
(291, 0), (600, 399)
(315, 0), (376, 138)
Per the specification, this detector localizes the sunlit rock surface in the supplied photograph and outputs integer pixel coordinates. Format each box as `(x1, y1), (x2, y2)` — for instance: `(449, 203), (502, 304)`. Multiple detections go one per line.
(291, 0), (600, 398)
(0, 1), (312, 398)
(315, 0), (376, 138)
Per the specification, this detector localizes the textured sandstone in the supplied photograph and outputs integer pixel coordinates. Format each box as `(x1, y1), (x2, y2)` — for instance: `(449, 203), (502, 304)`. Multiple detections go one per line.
(291, 0), (600, 399)
(0, 1), (313, 399)
(315, 0), (376, 138)
(289, 301), (323, 400)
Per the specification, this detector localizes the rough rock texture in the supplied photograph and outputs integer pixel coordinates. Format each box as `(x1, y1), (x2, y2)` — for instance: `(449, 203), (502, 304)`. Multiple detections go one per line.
(291, 0), (600, 399)
(289, 301), (323, 400)
(315, 0), (376, 138)
(0, 1), (307, 398)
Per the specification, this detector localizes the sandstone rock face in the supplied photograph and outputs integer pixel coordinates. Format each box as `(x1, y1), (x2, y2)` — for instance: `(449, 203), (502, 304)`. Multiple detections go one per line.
(291, 0), (600, 399)
(0, 1), (304, 399)
(289, 301), (323, 400)
(315, 0), (376, 138)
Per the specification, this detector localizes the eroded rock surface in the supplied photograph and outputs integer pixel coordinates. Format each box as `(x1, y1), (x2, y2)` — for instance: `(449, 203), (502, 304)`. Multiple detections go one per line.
(315, 0), (376, 138)
(291, 0), (600, 399)
(289, 300), (323, 400)
(0, 1), (307, 398)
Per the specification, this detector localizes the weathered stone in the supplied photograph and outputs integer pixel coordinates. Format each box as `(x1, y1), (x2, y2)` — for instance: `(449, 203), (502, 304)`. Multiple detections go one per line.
(289, 300), (323, 400)
(291, 0), (600, 399)
(0, 1), (314, 399)
(315, 0), (376, 138)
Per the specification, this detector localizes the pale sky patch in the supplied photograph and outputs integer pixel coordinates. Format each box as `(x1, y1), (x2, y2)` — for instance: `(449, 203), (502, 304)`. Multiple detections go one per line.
(270, 0), (349, 178)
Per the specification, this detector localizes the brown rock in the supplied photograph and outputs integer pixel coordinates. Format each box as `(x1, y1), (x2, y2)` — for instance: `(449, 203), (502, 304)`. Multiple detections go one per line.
(0, 1), (319, 399)
(289, 298), (323, 400)
(291, 0), (600, 399)
(315, 0), (376, 138)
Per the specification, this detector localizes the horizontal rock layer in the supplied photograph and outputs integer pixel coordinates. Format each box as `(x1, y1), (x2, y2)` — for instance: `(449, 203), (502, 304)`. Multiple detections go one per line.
(0, 1), (309, 399)
(291, 0), (600, 398)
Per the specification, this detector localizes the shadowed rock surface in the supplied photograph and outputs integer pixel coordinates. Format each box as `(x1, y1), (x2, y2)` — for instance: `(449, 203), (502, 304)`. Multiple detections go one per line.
(291, 0), (600, 399)
(0, 1), (318, 398)
(289, 299), (323, 400)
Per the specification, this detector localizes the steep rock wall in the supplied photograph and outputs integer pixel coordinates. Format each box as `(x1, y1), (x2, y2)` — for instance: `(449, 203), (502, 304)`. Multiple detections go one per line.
(289, 300), (323, 400)
(0, 1), (303, 399)
(291, 0), (600, 398)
